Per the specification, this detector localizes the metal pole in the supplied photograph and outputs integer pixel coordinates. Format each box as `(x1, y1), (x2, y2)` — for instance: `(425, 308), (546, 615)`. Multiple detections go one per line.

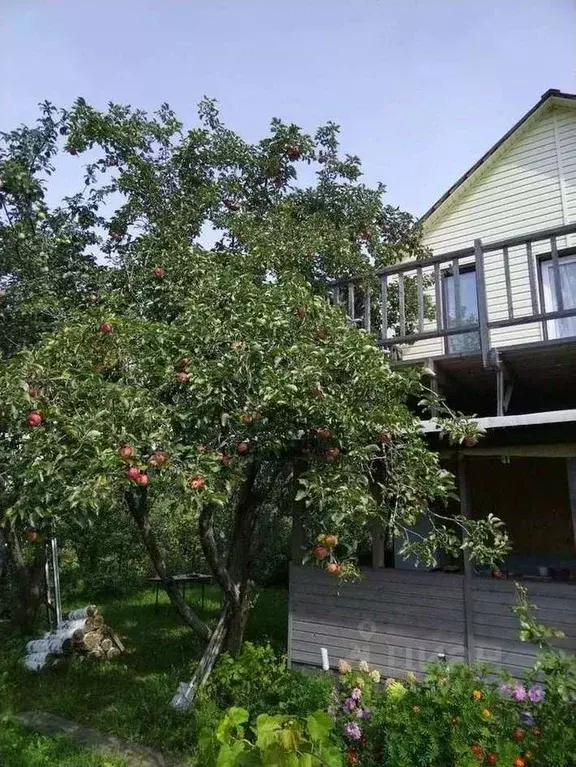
(50, 537), (62, 626)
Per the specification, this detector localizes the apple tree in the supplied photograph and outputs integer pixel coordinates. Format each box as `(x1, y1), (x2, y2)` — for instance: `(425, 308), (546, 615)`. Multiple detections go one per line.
(0, 99), (508, 687)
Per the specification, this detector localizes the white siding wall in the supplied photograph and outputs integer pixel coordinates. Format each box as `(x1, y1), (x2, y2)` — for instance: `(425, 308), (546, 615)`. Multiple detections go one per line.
(402, 105), (576, 361)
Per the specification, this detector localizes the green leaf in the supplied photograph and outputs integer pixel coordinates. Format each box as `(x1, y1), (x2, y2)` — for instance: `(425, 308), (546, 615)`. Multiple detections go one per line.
(306, 711), (333, 742)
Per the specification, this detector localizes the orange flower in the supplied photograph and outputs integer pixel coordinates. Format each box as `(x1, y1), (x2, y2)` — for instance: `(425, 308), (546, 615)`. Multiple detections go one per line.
(482, 708), (492, 718)
(412, 705), (421, 714)
(472, 689), (482, 700)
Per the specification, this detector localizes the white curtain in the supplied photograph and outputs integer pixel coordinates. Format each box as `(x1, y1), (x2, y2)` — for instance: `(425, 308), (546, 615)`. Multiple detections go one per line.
(557, 259), (576, 338)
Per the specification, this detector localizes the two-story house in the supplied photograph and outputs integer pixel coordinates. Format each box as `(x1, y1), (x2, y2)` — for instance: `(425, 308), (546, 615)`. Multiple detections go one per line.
(288, 89), (576, 679)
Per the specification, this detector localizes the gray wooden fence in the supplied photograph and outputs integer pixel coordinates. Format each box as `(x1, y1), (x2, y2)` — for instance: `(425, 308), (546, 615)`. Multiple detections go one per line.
(289, 566), (576, 678)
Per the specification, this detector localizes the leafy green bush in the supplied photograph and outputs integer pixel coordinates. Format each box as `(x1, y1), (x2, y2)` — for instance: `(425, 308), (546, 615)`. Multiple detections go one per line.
(210, 642), (332, 719)
(202, 707), (342, 767)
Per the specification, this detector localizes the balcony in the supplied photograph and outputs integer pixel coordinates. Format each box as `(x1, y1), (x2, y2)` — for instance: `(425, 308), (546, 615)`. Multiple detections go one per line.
(334, 223), (576, 416)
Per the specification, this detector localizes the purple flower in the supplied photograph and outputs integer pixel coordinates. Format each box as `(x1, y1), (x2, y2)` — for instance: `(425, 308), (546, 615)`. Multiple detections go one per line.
(528, 685), (545, 704)
(499, 683), (512, 696)
(512, 685), (527, 702)
(343, 697), (356, 712)
(351, 687), (362, 701)
(360, 707), (372, 720)
(344, 722), (363, 741)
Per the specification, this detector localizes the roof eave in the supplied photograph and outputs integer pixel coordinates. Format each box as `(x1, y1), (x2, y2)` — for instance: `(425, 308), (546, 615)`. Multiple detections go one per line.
(419, 89), (576, 229)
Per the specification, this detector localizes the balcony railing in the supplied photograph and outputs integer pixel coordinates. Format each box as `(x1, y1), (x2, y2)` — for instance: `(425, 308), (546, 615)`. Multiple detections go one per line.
(332, 222), (576, 365)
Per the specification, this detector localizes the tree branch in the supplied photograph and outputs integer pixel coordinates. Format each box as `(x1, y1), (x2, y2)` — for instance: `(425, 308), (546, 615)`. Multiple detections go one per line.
(125, 489), (210, 641)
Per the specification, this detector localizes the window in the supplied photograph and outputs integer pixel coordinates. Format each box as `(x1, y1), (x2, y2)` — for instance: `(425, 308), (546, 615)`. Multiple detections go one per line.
(442, 267), (481, 354)
(541, 254), (576, 339)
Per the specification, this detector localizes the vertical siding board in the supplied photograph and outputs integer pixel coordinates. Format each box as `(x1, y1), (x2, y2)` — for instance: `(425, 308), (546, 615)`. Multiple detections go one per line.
(502, 246), (514, 319)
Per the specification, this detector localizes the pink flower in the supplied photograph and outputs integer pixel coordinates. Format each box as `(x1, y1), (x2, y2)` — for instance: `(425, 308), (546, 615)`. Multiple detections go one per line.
(343, 697), (356, 712)
(351, 687), (362, 701)
(512, 685), (527, 702)
(344, 722), (362, 741)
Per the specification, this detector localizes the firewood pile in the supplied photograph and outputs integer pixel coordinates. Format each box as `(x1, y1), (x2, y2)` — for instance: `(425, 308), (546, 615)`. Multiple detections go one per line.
(23, 605), (125, 671)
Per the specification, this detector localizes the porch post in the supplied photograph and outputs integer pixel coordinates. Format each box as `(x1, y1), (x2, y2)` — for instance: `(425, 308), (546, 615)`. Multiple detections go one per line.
(474, 239), (490, 368)
(458, 455), (477, 665)
(567, 458), (576, 551)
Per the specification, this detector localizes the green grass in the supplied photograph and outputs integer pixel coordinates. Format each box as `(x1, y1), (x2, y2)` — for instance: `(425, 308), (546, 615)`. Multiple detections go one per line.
(0, 719), (128, 767)
(0, 586), (288, 763)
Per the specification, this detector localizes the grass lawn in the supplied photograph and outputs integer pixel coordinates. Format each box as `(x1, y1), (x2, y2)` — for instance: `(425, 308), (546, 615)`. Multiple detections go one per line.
(0, 586), (288, 764)
(0, 719), (128, 767)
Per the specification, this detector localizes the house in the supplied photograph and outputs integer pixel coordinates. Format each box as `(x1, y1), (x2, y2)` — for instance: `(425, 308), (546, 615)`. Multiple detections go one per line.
(288, 89), (576, 679)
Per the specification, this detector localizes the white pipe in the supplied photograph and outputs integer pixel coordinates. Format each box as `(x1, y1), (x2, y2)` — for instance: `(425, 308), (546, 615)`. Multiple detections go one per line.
(320, 647), (330, 671)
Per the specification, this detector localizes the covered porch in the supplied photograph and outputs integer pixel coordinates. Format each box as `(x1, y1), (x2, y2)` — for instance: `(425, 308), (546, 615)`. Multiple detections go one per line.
(288, 412), (576, 678)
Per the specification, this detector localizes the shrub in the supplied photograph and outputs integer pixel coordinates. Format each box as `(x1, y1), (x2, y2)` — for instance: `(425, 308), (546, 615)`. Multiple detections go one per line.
(210, 641), (332, 718)
(201, 707), (342, 767)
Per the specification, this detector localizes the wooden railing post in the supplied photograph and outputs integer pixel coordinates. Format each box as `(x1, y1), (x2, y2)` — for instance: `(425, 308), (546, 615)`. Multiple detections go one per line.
(474, 239), (490, 367)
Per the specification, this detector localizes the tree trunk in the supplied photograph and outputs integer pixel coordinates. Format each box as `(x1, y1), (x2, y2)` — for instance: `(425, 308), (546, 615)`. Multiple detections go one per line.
(224, 588), (252, 656)
(6, 526), (45, 633)
(124, 489), (210, 642)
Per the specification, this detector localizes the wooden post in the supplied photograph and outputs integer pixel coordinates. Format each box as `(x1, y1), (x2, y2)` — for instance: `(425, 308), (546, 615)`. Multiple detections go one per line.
(458, 455), (476, 665)
(371, 521), (385, 569)
(474, 239), (490, 368)
(567, 458), (576, 551)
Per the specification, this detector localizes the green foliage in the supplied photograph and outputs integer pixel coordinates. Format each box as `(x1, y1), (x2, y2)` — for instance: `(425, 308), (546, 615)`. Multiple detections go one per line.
(211, 642), (290, 709)
(210, 642), (332, 719)
(206, 707), (342, 767)
(0, 586), (287, 761)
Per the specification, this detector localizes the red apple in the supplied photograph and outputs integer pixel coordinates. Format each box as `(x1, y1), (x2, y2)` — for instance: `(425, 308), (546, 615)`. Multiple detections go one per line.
(463, 435), (478, 447)
(326, 447), (340, 461)
(314, 545), (328, 560)
(153, 265), (165, 280)
(315, 427), (331, 440)
(324, 534), (338, 548)
(26, 530), (38, 543)
(118, 445), (133, 461)
(512, 728), (525, 742)
(286, 144), (302, 161)
(216, 451), (231, 467)
(99, 322), (113, 334)
(126, 466), (141, 481)
(236, 441), (250, 456)
(149, 450), (168, 466)
(135, 472), (149, 487)
(327, 562), (341, 575)
(241, 413), (254, 425)
(190, 476), (206, 490)
(27, 411), (43, 428)
(487, 754), (498, 766)
(176, 371), (190, 383)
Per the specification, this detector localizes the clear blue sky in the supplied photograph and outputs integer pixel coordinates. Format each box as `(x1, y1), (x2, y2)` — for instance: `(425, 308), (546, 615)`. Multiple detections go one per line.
(1, 0), (575, 217)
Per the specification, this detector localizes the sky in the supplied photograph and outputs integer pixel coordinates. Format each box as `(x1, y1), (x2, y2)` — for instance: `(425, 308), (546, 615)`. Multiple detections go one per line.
(1, 0), (575, 217)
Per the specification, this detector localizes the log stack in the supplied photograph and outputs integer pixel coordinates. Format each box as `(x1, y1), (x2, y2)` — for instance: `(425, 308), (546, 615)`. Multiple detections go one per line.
(23, 605), (125, 671)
